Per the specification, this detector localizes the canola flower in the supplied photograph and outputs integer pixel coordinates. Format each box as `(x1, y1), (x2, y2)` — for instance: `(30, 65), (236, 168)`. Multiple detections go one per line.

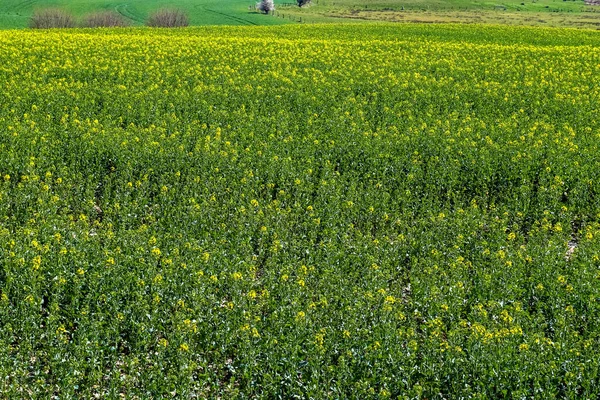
(0, 24), (599, 398)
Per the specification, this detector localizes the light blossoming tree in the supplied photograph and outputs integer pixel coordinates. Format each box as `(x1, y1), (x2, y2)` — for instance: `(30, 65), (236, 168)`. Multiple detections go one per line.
(257, 0), (275, 14)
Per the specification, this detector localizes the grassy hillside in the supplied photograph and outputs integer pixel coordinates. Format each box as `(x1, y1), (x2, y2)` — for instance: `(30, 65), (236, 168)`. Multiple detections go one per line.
(1, 0), (600, 28)
(1, 24), (600, 397)
(284, 0), (600, 28)
(0, 0), (290, 29)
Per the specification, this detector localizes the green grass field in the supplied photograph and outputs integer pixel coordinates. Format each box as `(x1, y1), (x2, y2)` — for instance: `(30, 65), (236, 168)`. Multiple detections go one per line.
(0, 0), (290, 29)
(1, 0), (600, 28)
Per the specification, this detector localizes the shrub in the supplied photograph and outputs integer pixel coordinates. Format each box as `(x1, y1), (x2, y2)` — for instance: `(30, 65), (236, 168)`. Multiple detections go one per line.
(29, 9), (75, 29)
(82, 11), (130, 28)
(146, 9), (189, 28)
(257, 0), (276, 14)
(297, 0), (311, 6)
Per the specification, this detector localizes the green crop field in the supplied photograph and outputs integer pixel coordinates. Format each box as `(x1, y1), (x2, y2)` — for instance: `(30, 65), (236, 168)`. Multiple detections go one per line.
(0, 0), (289, 29)
(2, 0), (600, 29)
(1, 23), (600, 398)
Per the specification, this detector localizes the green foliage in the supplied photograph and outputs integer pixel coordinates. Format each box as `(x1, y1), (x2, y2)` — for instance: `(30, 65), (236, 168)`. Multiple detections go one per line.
(0, 24), (599, 397)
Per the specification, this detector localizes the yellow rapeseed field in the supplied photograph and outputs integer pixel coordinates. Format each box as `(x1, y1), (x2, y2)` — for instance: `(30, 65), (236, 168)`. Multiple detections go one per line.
(0, 24), (599, 397)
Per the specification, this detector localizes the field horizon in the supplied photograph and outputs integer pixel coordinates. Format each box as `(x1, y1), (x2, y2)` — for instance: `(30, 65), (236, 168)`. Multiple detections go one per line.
(2, 0), (600, 29)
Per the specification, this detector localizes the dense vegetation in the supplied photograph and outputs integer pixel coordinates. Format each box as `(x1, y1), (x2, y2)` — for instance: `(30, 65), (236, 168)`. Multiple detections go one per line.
(1, 24), (600, 398)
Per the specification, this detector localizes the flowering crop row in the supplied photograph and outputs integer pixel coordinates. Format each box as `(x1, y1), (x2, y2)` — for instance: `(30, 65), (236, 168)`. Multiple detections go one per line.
(0, 24), (600, 398)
